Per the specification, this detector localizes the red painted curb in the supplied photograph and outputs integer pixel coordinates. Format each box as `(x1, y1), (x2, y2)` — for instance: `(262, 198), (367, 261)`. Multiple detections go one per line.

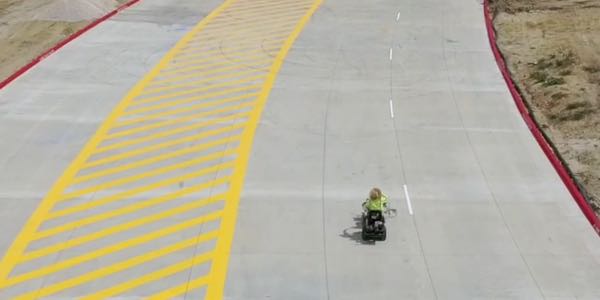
(0, 0), (142, 90)
(483, 0), (600, 236)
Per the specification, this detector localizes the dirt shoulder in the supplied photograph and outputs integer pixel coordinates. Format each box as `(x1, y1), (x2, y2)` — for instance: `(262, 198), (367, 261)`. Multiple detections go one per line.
(490, 0), (600, 215)
(0, 0), (129, 82)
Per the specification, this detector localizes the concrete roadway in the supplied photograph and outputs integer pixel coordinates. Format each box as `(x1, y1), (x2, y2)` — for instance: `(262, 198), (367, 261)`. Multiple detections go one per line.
(227, 0), (600, 299)
(0, 0), (598, 299)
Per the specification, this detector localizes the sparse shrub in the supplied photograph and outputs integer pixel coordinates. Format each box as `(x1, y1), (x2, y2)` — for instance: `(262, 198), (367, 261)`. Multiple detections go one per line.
(547, 100), (594, 123)
(551, 92), (567, 100)
(565, 101), (589, 110)
(583, 65), (600, 73)
(565, 110), (588, 121)
(554, 51), (576, 68)
(543, 76), (565, 86)
(560, 70), (572, 76)
(525, 21), (538, 28)
(530, 71), (548, 83)
(534, 58), (553, 70)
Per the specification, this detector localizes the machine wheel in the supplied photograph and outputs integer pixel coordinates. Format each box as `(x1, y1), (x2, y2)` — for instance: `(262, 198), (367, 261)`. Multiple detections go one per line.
(361, 229), (367, 241)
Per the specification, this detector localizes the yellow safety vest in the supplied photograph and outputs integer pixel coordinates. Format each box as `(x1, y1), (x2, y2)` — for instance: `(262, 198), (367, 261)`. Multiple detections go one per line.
(365, 195), (388, 211)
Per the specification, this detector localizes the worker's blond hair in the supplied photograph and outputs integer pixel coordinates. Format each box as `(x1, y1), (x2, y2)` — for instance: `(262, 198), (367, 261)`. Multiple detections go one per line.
(369, 187), (382, 200)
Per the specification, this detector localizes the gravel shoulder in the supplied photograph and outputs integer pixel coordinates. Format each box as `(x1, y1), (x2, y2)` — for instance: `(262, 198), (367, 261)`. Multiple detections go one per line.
(490, 0), (600, 216)
(0, 0), (128, 82)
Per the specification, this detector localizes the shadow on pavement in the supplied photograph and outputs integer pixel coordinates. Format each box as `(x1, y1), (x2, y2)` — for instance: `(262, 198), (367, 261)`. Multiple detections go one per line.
(339, 214), (375, 245)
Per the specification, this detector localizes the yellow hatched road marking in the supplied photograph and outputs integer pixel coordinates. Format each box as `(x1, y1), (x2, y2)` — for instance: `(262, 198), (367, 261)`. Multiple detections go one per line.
(213, 2), (313, 22)
(140, 69), (262, 94)
(84, 123), (247, 168)
(0, 0), (323, 298)
(16, 233), (218, 300)
(207, 14), (311, 32)
(45, 164), (235, 222)
(122, 85), (260, 116)
(156, 56), (271, 77)
(149, 62), (269, 86)
(81, 252), (214, 299)
(73, 136), (240, 184)
(214, 9), (313, 27)
(24, 194), (228, 262)
(33, 178), (230, 241)
(59, 150), (236, 202)
(180, 28), (292, 52)
(161, 50), (276, 73)
(3, 220), (222, 288)
(132, 75), (264, 105)
(148, 275), (210, 300)
(173, 39), (279, 60)
(104, 101), (255, 140)
(163, 42), (286, 71)
(183, 22), (301, 45)
(180, 32), (288, 55)
(93, 112), (250, 155)
(185, 10), (306, 40)
(172, 43), (279, 64)
(114, 94), (257, 128)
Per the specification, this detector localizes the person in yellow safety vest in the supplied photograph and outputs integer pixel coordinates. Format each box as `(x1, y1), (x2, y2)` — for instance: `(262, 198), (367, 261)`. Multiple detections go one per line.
(363, 187), (388, 212)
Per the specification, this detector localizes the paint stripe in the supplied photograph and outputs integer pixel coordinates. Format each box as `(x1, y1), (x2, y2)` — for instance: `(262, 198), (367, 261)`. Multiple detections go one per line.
(33, 179), (230, 241)
(58, 152), (235, 201)
(147, 275), (210, 300)
(4, 225), (221, 288)
(15, 234), (217, 299)
(83, 123), (246, 168)
(113, 94), (257, 128)
(23, 196), (227, 262)
(104, 101), (255, 140)
(80, 253), (213, 299)
(131, 76), (264, 105)
(403, 184), (414, 215)
(140, 70), (263, 95)
(122, 85), (261, 116)
(94, 112), (251, 153)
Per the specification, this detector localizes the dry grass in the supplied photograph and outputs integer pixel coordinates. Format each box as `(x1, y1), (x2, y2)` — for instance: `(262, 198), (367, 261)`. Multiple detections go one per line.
(490, 0), (600, 15)
(493, 1), (600, 216)
(0, 0), (129, 82)
(0, 20), (87, 81)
